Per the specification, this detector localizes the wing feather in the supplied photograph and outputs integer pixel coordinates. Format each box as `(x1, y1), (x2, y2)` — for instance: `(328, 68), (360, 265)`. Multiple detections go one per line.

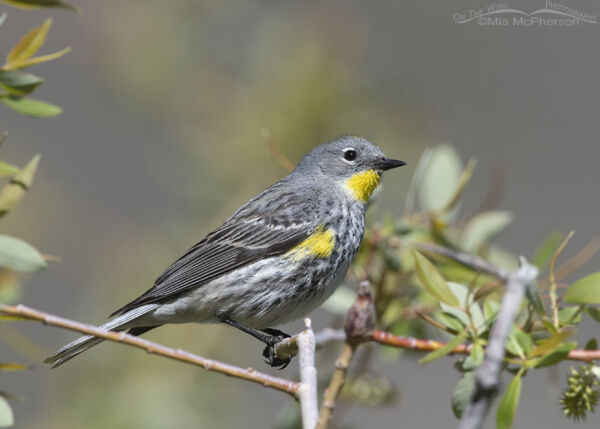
(110, 217), (313, 316)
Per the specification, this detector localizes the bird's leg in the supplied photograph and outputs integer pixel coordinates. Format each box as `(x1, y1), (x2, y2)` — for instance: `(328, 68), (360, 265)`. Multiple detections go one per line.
(221, 317), (276, 344)
(220, 317), (292, 369)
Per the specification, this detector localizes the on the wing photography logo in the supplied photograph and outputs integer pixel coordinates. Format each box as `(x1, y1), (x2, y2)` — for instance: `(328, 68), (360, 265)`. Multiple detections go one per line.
(452, 1), (597, 27)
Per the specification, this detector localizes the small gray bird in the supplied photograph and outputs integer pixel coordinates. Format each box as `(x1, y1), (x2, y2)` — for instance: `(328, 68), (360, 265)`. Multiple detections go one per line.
(45, 135), (405, 368)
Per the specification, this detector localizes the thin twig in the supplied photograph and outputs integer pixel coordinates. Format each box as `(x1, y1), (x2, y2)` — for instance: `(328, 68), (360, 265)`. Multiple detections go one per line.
(314, 327), (346, 347)
(297, 318), (318, 429)
(315, 343), (356, 429)
(369, 330), (600, 362)
(408, 241), (511, 280)
(316, 281), (375, 429)
(0, 304), (301, 397)
(261, 129), (295, 172)
(472, 163), (506, 214)
(458, 257), (538, 429)
(549, 231), (574, 327)
(554, 237), (600, 282)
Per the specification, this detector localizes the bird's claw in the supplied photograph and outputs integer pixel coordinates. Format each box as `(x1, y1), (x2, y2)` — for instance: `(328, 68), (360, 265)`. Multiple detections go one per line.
(261, 328), (292, 369)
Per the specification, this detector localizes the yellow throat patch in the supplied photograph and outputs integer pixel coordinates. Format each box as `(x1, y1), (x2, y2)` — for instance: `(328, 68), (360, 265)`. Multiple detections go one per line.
(287, 226), (335, 261)
(344, 170), (381, 202)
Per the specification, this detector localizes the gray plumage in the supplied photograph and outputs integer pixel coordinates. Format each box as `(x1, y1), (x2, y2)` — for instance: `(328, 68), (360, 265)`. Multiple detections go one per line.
(45, 135), (405, 367)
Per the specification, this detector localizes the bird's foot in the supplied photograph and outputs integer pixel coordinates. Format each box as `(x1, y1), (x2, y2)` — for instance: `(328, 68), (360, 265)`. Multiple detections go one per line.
(261, 328), (292, 369)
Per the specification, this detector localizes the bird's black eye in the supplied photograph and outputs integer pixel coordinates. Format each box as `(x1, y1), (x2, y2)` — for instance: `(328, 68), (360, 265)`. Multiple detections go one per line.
(343, 149), (357, 162)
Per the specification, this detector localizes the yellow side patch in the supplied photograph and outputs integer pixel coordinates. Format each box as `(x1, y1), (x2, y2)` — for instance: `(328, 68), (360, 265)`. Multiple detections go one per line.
(287, 226), (335, 261)
(344, 170), (381, 202)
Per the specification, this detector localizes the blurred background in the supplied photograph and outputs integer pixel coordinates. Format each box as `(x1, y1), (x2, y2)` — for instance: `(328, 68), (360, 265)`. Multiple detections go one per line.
(1, 0), (599, 427)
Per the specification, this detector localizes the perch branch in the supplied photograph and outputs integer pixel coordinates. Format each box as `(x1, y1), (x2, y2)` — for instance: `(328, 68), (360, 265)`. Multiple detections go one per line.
(297, 318), (318, 429)
(0, 304), (301, 397)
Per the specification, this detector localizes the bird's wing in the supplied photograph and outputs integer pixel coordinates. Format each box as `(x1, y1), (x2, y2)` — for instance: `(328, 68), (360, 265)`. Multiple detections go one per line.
(110, 216), (313, 316)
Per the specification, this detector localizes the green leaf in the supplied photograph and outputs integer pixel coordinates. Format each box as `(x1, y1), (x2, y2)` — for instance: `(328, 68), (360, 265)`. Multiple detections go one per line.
(458, 355), (478, 372)
(0, 396), (13, 427)
(470, 343), (484, 365)
(417, 143), (463, 214)
(441, 282), (485, 333)
(4, 48), (70, 71)
(515, 330), (534, 357)
(525, 282), (545, 316)
(438, 312), (465, 332)
(585, 307), (600, 322)
(532, 231), (564, 270)
(534, 341), (576, 368)
(558, 306), (582, 325)
(0, 234), (46, 272)
(6, 18), (52, 65)
(505, 327), (525, 359)
(531, 330), (574, 357)
(2, 18), (71, 71)
(496, 372), (522, 429)
(439, 264), (493, 287)
(439, 158), (477, 214)
(413, 251), (459, 306)
(541, 318), (559, 335)
(451, 371), (476, 419)
(584, 338), (597, 350)
(419, 329), (468, 364)
(0, 71), (43, 96)
(462, 211), (514, 252)
(0, 153), (40, 216)
(483, 300), (500, 321)
(0, 0), (79, 12)
(0, 270), (21, 304)
(564, 273), (600, 304)
(0, 161), (19, 178)
(1, 96), (61, 117)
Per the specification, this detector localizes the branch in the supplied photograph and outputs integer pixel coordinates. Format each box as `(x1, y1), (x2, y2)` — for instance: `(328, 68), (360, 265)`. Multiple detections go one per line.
(0, 304), (301, 398)
(315, 343), (356, 429)
(316, 280), (375, 429)
(261, 129), (295, 172)
(273, 327), (346, 361)
(297, 318), (318, 429)
(459, 257), (538, 429)
(370, 330), (600, 362)
(277, 324), (600, 367)
(410, 241), (511, 280)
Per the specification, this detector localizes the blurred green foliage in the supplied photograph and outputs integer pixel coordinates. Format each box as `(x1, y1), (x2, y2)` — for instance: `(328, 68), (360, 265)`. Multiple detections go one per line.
(0, 15), (71, 117)
(0, 1), (73, 425)
(0, 133), (44, 427)
(321, 143), (600, 428)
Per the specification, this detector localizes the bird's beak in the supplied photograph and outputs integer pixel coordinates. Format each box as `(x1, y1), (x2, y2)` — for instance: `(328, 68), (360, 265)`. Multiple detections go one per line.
(374, 158), (407, 171)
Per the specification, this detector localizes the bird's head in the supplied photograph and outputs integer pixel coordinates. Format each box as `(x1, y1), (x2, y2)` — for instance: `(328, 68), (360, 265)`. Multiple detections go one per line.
(294, 135), (406, 202)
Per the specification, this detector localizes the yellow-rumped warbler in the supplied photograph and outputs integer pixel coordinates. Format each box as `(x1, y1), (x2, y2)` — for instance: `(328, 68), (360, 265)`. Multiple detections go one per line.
(45, 135), (405, 368)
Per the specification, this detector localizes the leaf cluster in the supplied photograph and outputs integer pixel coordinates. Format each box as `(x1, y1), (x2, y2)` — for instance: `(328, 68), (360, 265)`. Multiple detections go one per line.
(324, 143), (600, 428)
(0, 8), (75, 117)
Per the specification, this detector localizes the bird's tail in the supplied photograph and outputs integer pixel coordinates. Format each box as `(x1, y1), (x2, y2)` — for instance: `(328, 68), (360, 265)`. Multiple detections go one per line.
(44, 304), (159, 368)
